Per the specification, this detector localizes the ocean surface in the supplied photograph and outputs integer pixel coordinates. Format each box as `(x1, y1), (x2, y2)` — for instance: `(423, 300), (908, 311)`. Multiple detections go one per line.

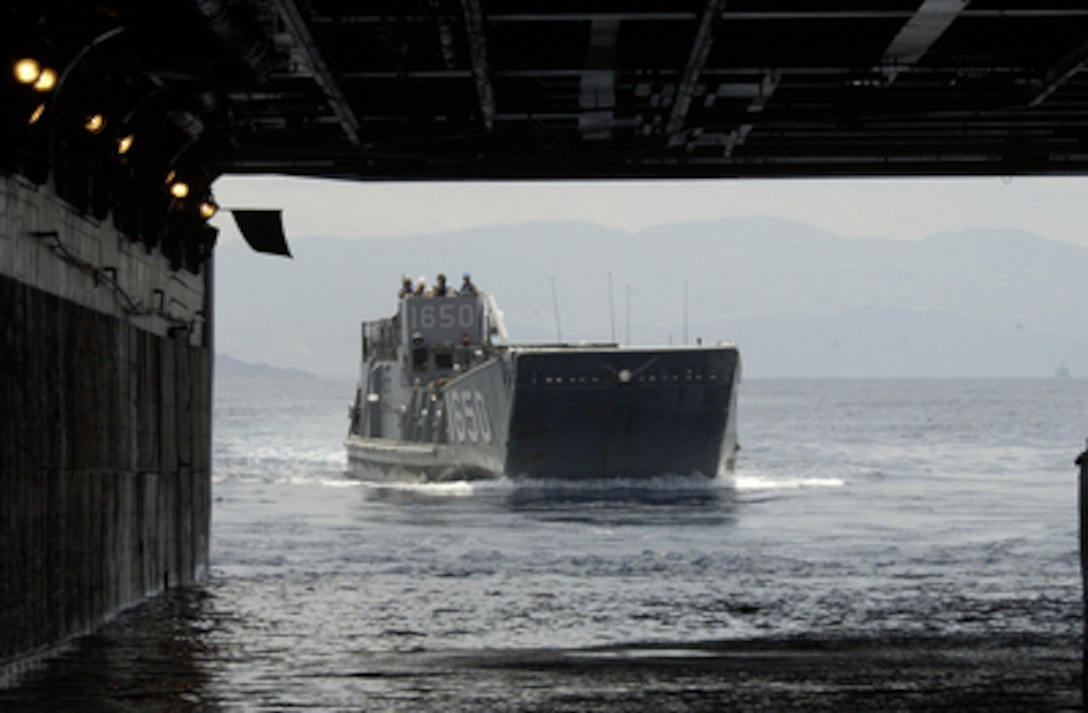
(4, 377), (1086, 710)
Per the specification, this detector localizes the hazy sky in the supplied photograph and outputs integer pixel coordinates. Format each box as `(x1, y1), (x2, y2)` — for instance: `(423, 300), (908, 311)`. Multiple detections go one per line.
(211, 174), (1088, 247)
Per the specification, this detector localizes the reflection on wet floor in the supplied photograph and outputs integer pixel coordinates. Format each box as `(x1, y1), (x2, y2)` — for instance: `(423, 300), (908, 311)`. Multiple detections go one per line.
(1, 588), (215, 711)
(1, 585), (1080, 712)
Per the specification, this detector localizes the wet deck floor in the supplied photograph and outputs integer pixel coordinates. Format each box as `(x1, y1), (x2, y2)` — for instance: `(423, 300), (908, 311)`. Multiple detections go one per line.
(1, 587), (1081, 712)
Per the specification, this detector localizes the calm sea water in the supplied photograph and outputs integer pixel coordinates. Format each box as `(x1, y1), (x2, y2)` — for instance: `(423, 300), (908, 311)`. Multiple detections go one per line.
(5, 377), (1086, 710)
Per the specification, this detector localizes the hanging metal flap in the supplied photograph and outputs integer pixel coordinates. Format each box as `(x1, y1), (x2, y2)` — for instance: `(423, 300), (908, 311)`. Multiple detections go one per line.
(231, 209), (292, 257)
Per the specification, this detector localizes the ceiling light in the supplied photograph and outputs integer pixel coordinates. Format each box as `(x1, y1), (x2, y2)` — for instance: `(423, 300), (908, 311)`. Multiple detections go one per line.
(28, 103), (45, 125)
(32, 67), (57, 92)
(198, 200), (219, 220)
(117, 134), (134, 154)
(84, 114), (106, 134)
(13, 58), (41, 85)
(170, 181), (190, 199)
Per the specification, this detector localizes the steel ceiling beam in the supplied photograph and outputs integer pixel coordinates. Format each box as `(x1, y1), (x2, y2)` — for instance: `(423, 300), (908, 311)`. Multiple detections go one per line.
(270, 0), (361, 146)
(461, 0), (496, 132)
(881, 0), (970, 83)
(666, 0), (730, 146)
(308, 9), (1088, 25)
(1029, 38), (1088, 108)
(579, 18), (619, 141)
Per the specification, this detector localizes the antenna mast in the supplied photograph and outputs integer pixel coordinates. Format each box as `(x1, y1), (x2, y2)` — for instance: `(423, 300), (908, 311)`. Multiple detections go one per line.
(550, 277), (563, 342)
(625, 284), (631, 346)
(683, 280), (689, 345)
(608, 271), (616, 343)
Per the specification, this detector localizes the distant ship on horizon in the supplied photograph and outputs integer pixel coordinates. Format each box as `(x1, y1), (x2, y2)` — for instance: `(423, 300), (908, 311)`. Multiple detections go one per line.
(1055, 364), (1071, 378)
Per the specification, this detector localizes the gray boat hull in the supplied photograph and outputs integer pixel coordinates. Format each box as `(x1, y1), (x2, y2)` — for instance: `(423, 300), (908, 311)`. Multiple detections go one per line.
(346, 341), (740, 481)
(505, 348), (739, 479)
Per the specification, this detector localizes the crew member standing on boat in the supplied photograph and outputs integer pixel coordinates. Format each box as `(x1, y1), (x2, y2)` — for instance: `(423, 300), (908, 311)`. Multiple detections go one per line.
(414, 276), (428, 297)
(398, 275), (414, 298)
(459, 272), (479, 296)
(433, 273), (450, 297)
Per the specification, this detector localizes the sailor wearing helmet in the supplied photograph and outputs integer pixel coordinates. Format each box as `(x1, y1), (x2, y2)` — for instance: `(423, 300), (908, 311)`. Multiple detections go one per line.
(433, 273), (450, 297)
(458, 272), (479, 296)
(397, 275), (414, 298)
(413, 275), (428, 297)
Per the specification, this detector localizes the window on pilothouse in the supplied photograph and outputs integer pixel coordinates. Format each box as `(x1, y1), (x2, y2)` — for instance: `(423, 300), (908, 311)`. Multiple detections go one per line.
(412, 347), (428, 372)
(411, 334), (428, 372)
(435, 350), (453, 370)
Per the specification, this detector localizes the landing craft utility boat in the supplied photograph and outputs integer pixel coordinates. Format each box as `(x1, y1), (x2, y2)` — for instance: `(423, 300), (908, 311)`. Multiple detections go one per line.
(345, 289), (741, 481)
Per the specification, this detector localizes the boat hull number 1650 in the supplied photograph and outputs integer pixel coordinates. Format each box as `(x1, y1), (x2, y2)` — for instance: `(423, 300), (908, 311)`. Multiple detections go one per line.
(447, 390), (492, 443)
(413, 303), (477, 329)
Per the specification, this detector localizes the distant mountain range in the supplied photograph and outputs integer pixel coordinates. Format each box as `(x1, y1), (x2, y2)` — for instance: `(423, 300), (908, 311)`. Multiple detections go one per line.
(213, 216), (1088, 378)
(216, 353), (315, 379)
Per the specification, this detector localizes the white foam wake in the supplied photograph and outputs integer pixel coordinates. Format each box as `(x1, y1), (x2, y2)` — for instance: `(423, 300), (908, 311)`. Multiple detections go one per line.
(730, 473), (844, 491)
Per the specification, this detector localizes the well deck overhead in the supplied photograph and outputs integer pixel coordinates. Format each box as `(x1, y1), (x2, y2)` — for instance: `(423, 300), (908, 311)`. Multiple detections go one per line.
(5, 1), (1088, 183)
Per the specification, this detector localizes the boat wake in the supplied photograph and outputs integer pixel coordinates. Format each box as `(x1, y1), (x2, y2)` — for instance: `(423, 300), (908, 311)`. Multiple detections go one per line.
(358, 472), (730, 494)
(730, 472), (846, 492)
(354, 473), (738, 515)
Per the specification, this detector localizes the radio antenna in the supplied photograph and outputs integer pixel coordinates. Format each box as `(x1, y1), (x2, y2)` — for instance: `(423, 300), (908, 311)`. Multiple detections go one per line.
(625, 284), (632, 346)
(550, 277), (563, 342)
(608, 271), (616, 343)
(683, 280), (689, 345)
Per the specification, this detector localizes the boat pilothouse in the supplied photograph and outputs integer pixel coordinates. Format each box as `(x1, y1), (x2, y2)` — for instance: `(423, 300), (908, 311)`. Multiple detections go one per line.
(347, 292), (512, 480)
(346, 287), (741, 482)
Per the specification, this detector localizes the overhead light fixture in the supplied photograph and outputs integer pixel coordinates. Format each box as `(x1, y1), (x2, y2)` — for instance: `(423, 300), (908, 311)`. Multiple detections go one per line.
(117, 134), (134, 154)
(169, 180), (190, 199)
(84, 113), (106, 134)
(198, 200), (219, 220)
(33, 67), (57, 92)
(28, 103), (45, 125)
(13, 58), (41, 85)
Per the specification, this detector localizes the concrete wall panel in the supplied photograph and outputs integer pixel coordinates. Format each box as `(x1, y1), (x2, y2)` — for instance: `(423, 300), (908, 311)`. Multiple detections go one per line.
(1, 175), (212, 675)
